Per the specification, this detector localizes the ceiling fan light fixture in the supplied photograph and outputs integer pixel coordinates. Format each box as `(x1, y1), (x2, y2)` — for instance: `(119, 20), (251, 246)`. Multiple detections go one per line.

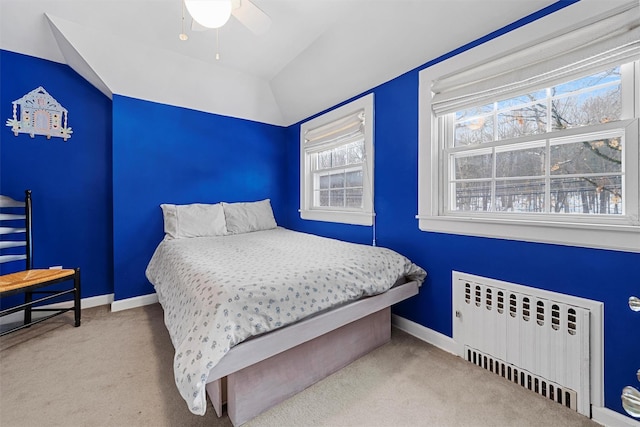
(184, 0), (232, 29)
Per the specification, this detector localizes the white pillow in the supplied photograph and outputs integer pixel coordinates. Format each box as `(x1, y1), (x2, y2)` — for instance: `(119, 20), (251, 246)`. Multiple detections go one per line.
(222, 199), (277, 234)
(160, 203), (227, 239)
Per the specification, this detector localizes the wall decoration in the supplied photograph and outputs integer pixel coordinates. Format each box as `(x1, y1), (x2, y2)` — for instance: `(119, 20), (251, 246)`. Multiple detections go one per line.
(5, 86), (72, 141)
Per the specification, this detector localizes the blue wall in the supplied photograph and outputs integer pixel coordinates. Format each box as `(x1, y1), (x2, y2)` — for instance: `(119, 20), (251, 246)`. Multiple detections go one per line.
(0, 50), (113, 304)
(111, 95), (287, 300)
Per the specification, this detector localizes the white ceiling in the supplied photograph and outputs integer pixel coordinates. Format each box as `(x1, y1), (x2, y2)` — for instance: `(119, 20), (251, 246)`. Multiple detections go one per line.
(0, 0), (629, 126)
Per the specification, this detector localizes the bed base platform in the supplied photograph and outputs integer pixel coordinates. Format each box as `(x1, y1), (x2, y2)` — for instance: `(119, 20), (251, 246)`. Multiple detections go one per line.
(205, 280), (419, 426)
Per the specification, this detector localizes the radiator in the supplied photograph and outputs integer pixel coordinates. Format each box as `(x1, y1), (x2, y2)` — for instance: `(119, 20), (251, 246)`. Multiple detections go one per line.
(452, 272), (600, 417)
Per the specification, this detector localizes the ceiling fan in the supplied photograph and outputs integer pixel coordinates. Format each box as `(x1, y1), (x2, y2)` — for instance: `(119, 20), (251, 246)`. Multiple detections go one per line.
(184, 0), (271, 35)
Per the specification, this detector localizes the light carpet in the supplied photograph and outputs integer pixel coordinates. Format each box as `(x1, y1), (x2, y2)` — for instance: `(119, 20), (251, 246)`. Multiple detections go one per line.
(0, 304), (599, 427)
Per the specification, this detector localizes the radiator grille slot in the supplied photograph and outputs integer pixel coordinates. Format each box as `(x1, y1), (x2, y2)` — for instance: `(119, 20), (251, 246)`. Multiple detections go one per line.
(453, 272), (593, 416)
(552, 304), (560, 330)
(536, 301), (544, 326)
(466, 347), (578, 411)
(568, 308), (577, 335)
(509, 294), (517, 317)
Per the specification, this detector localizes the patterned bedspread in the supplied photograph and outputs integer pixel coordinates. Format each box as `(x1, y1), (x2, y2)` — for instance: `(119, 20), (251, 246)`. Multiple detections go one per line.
(145, 227), (426, 415)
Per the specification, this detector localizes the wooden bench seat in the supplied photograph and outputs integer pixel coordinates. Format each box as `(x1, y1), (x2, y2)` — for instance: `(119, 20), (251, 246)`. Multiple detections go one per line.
(0, 269), (76, 293)
(0, 268), (81, 337)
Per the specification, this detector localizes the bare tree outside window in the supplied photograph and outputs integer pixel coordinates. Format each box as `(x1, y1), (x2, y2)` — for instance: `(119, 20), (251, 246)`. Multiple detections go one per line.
(449, 67), (623, 216)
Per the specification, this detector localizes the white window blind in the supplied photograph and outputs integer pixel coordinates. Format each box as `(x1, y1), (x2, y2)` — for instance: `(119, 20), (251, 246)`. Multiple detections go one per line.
(431, 2), (640, 116)
(304, 111), (364, 147)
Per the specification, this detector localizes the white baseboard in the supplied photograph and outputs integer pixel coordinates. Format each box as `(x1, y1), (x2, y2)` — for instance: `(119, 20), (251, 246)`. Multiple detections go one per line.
(391, 314), (457, 355)
(1, 291), (157, 323)
(0, 293), (114, 326)
(593, 406), (640, 427)
(110, 293), (158, 312)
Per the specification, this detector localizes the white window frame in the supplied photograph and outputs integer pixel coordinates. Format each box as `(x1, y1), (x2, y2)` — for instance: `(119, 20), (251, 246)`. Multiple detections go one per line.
(300, 94), (374, 226)
(418, 2), (640, 253)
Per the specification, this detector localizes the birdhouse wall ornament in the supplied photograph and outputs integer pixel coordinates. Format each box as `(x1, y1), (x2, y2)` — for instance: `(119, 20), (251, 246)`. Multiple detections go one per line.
(5, 86), (73, 141)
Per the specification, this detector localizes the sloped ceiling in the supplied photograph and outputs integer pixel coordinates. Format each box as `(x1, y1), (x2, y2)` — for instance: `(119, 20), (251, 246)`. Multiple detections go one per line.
(0, 0), (629, 126)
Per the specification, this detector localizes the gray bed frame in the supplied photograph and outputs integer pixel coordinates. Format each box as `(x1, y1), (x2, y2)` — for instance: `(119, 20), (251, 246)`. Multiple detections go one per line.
(205, 280), (420, 425)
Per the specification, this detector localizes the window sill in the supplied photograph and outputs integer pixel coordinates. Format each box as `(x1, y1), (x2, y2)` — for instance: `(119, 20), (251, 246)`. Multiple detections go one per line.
(300, 209), (374, 226)
(417, 215), (640, 253)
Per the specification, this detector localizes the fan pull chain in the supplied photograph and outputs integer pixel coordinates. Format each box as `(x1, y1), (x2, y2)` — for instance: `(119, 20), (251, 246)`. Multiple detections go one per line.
(215, 28), (221, 60)
(179, 0), (188, 41)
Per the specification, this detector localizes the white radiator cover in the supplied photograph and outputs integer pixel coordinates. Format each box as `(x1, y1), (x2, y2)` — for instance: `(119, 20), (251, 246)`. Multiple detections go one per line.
(452, 271), (604, 417)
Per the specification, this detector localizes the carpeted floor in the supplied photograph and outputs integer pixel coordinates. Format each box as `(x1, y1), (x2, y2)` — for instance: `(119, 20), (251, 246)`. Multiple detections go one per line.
(0, 304), (599, 427)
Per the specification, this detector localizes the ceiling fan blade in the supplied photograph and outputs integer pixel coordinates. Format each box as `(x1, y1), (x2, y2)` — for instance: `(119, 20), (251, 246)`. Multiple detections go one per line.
(232, 0), (271, 35)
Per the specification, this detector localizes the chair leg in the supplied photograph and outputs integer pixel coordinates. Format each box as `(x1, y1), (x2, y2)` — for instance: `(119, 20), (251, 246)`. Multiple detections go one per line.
(73, 268), (81, 327)
(24, 291), (32, 326)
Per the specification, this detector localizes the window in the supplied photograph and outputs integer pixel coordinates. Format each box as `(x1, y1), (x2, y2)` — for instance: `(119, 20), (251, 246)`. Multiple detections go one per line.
(447, 67), (631, 216)
(418, 3), (640, 252)
(300, 94), (374, 225)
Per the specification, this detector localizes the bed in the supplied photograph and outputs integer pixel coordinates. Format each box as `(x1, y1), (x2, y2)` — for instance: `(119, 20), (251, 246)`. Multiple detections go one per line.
(145, 200), (426, 425)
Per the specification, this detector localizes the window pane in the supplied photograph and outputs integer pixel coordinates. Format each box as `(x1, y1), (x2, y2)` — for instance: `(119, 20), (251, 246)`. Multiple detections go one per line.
(316, 141), (364, 171)
(551, 67), (621, 129)
(346, 188), (363, 208)
(314, 167), (364, 210)
(319, 175), (330, 189)
(332, 147), (347, 167)
(453, 152), (493, 180)
(329, 189), (345, 207)
(550, 135), (622, 176)
(496, 90), (547, 139)
(318, 190), (329, 207)
(495, 179), (545, 212)
(318, 151), (331, 169)
(330, 173), (345, 188)
(496, 145), (546, 178)
(347, 141), (365, 165)
(497, 106), (547, 139)
(552, 87), (621, 129)
(454, 115), (494, 146)
(346, 170), (363, 187)
(551, 176), (622, 214)
(452, 181), (492, 211)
